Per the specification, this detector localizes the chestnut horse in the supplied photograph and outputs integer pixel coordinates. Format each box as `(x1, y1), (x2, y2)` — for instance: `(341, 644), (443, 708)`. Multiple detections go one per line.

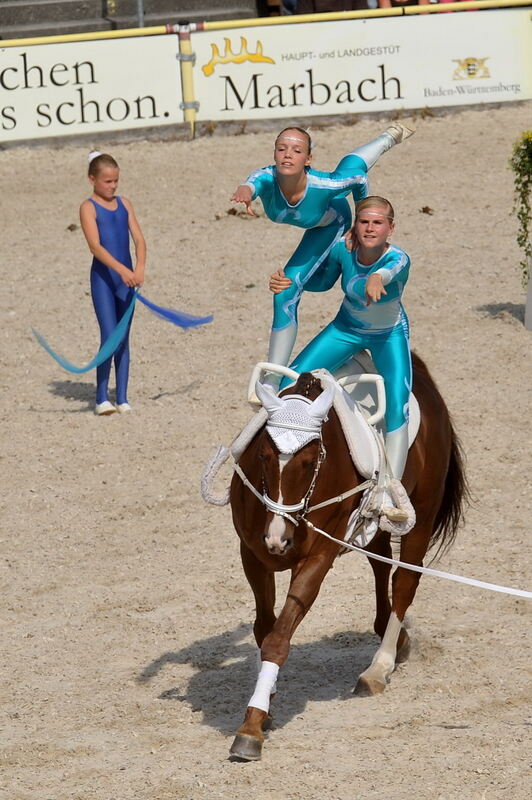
(228, 352), (467, 761)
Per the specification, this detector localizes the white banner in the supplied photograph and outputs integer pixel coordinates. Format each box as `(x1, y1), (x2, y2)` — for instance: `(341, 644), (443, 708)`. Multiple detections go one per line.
(0, 35), (183, 141)
(192, 9), (532, 121)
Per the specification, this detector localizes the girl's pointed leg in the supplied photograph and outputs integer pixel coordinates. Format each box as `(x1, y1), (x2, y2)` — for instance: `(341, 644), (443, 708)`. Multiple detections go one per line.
(351, 122), (416, 169)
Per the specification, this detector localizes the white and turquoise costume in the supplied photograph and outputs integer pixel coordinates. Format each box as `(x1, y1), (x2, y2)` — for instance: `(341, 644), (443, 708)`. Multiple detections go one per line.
(243, 132), (400, 373)
(280, 239), (412, 478)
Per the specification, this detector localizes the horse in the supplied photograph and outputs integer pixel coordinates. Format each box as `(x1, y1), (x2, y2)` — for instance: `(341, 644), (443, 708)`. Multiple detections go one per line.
(227, 352), (468, 761)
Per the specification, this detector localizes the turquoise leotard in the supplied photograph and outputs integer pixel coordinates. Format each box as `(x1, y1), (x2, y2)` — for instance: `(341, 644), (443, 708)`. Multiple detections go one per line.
(281, 240), (412, 433)
(244, 152), (368, 329)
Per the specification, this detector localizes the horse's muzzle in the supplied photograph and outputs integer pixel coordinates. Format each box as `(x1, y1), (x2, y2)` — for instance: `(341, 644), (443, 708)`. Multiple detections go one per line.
(263, 530), (294, 556)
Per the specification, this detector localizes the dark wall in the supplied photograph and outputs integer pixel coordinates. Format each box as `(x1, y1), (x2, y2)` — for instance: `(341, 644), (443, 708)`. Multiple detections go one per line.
(0, 1), (280, 41)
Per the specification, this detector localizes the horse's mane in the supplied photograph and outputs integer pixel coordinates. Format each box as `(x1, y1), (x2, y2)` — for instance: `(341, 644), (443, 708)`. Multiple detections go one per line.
(280, 372), (322, 400)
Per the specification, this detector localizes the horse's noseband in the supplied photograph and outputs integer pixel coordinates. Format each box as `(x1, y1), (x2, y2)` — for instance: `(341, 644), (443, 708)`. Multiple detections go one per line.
(262, 496), (307, 515)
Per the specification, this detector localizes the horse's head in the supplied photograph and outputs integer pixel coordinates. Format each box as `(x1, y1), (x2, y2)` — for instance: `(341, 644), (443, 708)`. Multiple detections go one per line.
(254, 374), (335, 556)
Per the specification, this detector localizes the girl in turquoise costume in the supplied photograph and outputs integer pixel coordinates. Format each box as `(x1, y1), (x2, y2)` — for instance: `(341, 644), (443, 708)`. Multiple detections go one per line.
(80, 151), (146, 416)
(231, 123), (414, 388)
(269, 196), (412, 487)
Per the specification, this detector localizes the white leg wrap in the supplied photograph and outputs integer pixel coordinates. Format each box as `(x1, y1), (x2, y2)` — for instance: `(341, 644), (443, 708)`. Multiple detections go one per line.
(359, 612), (403, 686)
(248, 660), (279, 713)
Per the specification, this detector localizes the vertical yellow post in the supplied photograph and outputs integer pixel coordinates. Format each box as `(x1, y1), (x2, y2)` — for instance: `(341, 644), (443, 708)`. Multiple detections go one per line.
(178, 24), (198, 138)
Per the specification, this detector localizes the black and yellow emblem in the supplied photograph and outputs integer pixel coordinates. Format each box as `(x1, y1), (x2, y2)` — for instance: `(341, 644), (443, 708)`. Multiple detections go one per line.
(452, 58), (490, 81)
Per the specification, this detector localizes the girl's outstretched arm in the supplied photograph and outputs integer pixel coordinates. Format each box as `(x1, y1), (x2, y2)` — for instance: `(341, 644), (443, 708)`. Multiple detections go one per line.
(230, 184), (257, 217)
(365, 273), (387, 305)
(122, 197), (147, 286)
(79, 200), (139, 287)
(230, 167), (273, 217)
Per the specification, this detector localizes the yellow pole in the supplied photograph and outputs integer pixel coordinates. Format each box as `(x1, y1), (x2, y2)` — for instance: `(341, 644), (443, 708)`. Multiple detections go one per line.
(404, 0), (529, 13)
(178, 25), (198, 139)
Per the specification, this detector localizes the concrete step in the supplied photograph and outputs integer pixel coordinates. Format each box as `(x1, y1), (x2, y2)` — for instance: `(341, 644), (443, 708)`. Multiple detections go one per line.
(0, 18), (112, 39)
(0, 0), (263, 41)
(107, 8), (260, 28)
(104, 1), (260, 23)
(0, 0), (101, 26)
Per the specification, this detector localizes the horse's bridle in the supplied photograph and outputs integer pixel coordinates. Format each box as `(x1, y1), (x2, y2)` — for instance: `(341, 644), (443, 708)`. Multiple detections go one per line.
(233, 436), (325, 525)
(233, 432), (375, 527)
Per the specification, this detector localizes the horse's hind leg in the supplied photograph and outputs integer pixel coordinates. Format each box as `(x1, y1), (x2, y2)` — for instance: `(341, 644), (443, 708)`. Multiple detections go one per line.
(367, 533), (393, 639)
(354, 529), (428, 696)
(354, 533), (400, 696)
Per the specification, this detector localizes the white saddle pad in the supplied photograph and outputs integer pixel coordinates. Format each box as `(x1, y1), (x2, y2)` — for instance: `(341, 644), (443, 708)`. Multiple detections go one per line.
(332, 351), (421, 447)
(232, 355), (420, 480)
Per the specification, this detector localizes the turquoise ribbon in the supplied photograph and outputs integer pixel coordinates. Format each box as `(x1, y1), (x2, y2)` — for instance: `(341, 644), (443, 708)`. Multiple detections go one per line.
(32, 290), (138, 374)
(33, 289), (213, 374)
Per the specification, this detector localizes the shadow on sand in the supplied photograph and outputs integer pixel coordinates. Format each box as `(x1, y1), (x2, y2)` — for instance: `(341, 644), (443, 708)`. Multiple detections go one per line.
(138, 622), (380, 735)
(474, 302), (525, 323)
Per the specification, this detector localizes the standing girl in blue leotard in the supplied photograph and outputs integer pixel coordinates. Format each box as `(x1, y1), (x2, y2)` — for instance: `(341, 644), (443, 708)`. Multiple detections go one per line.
(269, 196), (412, 498)
(80, 152), (146, 416)
(231, 123), (414, 389)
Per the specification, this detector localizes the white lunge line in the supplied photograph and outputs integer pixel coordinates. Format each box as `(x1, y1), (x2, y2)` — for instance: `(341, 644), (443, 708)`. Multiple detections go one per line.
(304, 520), (532, 599)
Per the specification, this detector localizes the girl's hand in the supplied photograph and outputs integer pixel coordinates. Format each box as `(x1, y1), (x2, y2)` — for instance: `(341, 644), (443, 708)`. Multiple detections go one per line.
(269, 269), (292, 294)
(365, 273), (387, 305)
(230, 184), (257, 217)
(121, 269), (139, 288)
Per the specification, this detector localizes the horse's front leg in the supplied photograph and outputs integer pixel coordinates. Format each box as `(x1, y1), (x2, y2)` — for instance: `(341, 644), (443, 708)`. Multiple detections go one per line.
(230, 552), (333, 761)
(240, 540), (277, 648)
(355, 524), (431, 695)
(229, 542), (277, 761)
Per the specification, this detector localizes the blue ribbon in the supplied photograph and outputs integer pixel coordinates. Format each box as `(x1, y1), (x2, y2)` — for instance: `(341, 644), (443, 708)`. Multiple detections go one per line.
(136, 293), (213, 328)
(32, 290), (213, 374)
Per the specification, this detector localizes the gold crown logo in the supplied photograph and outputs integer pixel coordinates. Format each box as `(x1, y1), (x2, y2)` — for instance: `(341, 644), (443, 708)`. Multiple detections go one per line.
(201, 37), (275, 77)
(452, 57), (490, 81)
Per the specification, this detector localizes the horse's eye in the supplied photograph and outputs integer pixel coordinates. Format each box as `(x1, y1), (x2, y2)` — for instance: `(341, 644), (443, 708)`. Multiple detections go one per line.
(299, 454), (315, 471)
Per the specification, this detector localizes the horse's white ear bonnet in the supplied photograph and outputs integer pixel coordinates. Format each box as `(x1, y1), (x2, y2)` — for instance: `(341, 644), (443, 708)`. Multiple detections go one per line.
(256, 381), (335, 455)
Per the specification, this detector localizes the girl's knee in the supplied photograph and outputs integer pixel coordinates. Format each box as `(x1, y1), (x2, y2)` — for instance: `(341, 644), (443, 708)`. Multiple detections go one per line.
(274, 286), (301, 309)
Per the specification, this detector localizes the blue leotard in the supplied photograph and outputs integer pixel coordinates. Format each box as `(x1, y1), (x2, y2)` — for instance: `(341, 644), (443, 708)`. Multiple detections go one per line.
(281, 240), (412, 433)
(244, 153), (369, 330)
(89, 196), (134, 405)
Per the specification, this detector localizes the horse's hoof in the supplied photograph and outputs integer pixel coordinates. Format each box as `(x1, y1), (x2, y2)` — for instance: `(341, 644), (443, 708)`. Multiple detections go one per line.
(353, 675), (387, 696)
(229, 733), (263, 762)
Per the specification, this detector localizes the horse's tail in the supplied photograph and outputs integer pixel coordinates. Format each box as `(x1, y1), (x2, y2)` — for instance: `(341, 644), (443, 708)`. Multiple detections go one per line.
(430, 418), (470, 559)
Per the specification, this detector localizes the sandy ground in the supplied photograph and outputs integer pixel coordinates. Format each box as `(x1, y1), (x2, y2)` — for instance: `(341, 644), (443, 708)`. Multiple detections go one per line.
(1, 103), (531, 800)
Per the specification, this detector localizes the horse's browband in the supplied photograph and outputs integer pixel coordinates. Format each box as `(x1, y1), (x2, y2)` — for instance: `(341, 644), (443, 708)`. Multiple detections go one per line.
(266, 420), (321, 433)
